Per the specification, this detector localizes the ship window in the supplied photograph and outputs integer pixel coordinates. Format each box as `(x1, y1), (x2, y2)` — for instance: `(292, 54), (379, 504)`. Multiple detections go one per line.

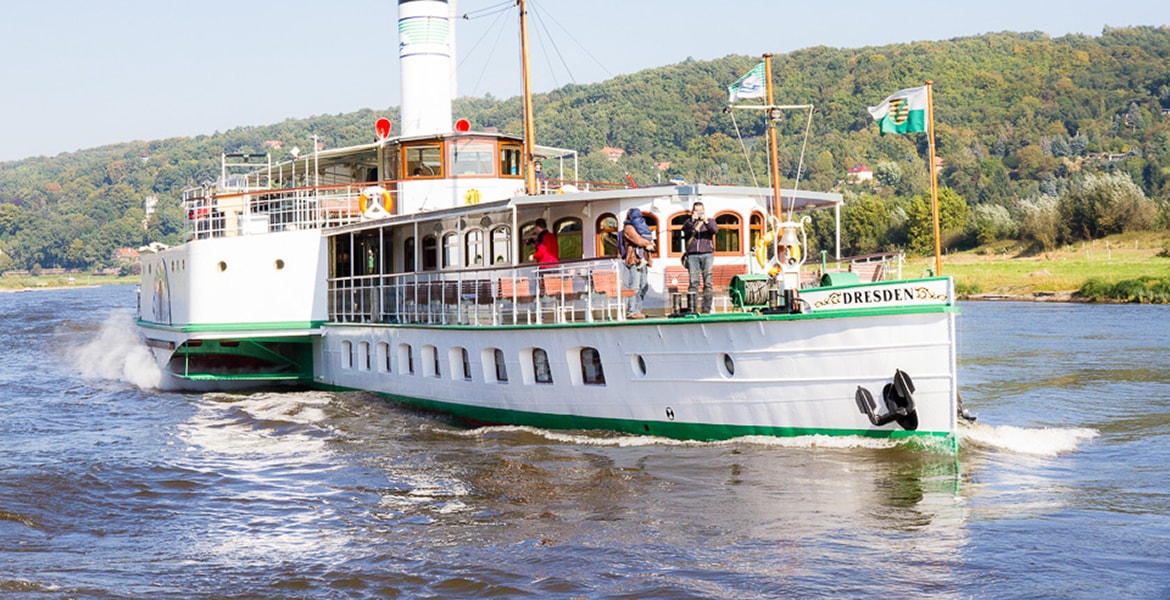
(715, 212), (742, 254)
(465, 229), (485, 267)
(500, 142), (523, 178)
(442, 232), (459, 269)
(490, 225), (511, 264)
(554, 217), (582, 260)
(377, 342), (391, 373)
(451, 347), (471, 381)
(721, 353), (736, 377)
(632, 354), (647, 378)
(403, 143), (442, 179)
(358, 341), (371, 371)
(596, 213), (618, 257)
(404, 237), (415, 272)
(217, 261), (226, 272)
(533, 348), (553, 384)
(643, 213), (659, 257)
(669, 212), (688, 255)
(422, 235), (438, 271)
(341, 341), (353, 370)
(449, 139), (495, 176)
(399, 343), (414, 375)
(424, 345), (440, 378)
(750, 212), (766, 252)
(494, 348), (508, 383)
(581, 347), (605, 385)
(275, 259), (285, 270)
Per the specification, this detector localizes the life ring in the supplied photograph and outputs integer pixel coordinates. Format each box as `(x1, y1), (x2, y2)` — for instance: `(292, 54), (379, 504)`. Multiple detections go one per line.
(359, 186), (393, 213)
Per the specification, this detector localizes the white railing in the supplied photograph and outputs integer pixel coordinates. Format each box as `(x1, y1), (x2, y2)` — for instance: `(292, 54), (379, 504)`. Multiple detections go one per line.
(182, 181), (389, 240)
(328, 258), (632, 326)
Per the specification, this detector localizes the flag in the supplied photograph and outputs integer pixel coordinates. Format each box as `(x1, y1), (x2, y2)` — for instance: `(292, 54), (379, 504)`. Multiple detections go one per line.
(867, 86), (929, 135)
(728, 61), (766, 103)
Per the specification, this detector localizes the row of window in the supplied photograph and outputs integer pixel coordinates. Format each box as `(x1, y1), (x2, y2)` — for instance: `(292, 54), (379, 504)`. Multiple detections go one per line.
(340, 210), (768, 277)
(339, 341), (606, 386)
(399, 138), (524, 181)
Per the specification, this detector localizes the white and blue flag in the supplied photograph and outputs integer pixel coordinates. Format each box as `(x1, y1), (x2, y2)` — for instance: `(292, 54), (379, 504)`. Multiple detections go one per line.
(728, 61), (766, 103)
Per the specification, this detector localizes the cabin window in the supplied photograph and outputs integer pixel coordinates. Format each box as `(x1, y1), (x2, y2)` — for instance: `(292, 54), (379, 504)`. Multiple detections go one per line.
(442, 232), (459, 269)
(399, 343), (414, 375)
(377, 342), (391, 373)
(669, 212), (688, 256)
(500, 142), (523, 178)
(750, 212), (766, 252)
(465, 229), (485, 267)
(581, 347), (605, 385)
(596, 213), (619, 257)
(358, 341), (371, 371)
(490, 225), (511, 264)
(451, 347), (472, 381)
(643, 213), (660, 257)
(715, 212), (742, 255)
(383, 147), (399, 183)
(533, 348), (553, 384)
(422, 235), (438, 271)
(449, 139), (495, 176)
(554, 217), (582, 260)
(403, 143), (443, 178)
(424, 345), (440, 378)
(494, 348), (508, 383)
(404, 237), (416, 272)
(341, 341), (353, 370)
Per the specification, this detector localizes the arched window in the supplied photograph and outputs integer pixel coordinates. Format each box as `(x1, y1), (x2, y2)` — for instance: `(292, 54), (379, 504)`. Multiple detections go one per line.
(581, 347), (605, 385)
(596, 213), (618, 257)
(749, 212), (766, 253)
(668, 212), (689, 256)
(494, 348), (508, 383)
(399, 343), (414, 374)
(341, 341), (353, 369)
(490, 225), (511, 265)
(643, 213), (660, 257)
(358, 341), (371, 371)
(377, 342), (391, 373)
(519, 220), (537, 263)
(714, 212), (742, 255)
(421, 235), (437, 271)
(403, 237), (415, 272)
(533, 348), (553, 384)
(554, 217), (582, 260)
(465, 229), (485, 267)
(441, 232), (458, 269)
(451, 347), (471, 380)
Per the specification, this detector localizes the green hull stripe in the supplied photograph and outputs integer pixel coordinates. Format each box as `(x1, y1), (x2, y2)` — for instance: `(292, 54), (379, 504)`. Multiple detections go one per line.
(179, 373), (304, 382)
(138, 319), (326, 334)
(312, 383), (955, 449)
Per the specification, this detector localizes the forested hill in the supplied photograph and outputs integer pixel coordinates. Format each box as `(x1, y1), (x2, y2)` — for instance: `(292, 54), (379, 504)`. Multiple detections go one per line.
(2, 26), (1169, 271)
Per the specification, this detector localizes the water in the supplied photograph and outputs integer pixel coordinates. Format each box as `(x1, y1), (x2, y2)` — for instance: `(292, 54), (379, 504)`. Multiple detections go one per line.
(1, 286), (1168, 598)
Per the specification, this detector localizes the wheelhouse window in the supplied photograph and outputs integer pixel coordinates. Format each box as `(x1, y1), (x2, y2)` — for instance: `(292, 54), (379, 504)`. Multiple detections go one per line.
(449, 139), (495, 177)
(581, 347), (605, 385)
(555, 217), (582, 260)
(403, 143), (443, 179)
(596, 213), (618, 257)
(500, 142), (523, 178)
(465, 229), (485, 267)
(442, 232), (459, 269)
(490, 225), (511, 265)
(422, 235), (438, 271)
(533, 348), (553, 384)
(715, 212), (742, 255)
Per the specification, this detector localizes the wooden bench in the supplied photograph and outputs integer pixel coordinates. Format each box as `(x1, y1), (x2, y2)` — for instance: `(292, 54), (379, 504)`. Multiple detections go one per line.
(591, 269), (634, 320)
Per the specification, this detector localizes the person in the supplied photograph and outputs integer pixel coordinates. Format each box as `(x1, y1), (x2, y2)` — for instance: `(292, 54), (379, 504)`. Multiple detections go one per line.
(619, 208), (656, 319)
(534, 160), (546, 181)
(527, 218), (559, 264)
(682, 201), (718, 313)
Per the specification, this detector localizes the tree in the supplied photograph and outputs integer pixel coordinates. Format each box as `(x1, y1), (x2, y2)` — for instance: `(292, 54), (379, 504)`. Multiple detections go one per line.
(1058, 173), (1157, 240)
(905, 187), (969, 255)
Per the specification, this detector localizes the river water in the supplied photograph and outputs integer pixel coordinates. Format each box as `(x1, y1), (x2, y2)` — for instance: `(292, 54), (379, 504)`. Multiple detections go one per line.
(1, 285), (1167, 598)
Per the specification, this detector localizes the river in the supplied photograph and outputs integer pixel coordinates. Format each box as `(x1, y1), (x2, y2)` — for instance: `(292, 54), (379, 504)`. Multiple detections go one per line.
(1, 285), (1166, 598)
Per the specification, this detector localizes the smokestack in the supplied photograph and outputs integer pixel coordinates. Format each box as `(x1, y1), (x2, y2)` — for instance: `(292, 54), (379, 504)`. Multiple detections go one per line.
(398, 0), (454, 137)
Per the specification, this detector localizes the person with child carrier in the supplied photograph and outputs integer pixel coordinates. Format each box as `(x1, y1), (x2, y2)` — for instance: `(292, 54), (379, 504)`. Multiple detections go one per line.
(618, 208), (656, 319)
(682, 201), (718, 313)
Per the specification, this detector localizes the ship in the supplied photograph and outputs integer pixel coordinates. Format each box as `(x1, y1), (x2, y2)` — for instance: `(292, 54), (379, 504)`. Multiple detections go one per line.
(136, 0), (961, 449)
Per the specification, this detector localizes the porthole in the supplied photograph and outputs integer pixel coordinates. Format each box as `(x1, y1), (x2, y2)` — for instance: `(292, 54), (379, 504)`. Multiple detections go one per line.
(632, 354), (647, 378)
(217, 261), (227, 272)
(720, 353), (735, 377)
(275, 259), (285, 270)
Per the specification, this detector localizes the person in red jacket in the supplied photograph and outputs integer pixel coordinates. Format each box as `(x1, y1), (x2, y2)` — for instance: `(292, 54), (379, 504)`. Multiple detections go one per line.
(528, 218), (559, 264)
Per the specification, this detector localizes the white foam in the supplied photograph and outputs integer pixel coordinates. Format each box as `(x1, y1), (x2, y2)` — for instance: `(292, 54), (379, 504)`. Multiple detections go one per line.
(69, 311), (162, 390)
(440, 425), (909, 450)
(959, 422), (1098, 457)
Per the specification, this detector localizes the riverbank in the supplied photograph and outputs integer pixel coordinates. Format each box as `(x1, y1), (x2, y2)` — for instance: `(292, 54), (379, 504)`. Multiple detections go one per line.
(0, 274), (138, 291)
(906, 231), (1170, 302)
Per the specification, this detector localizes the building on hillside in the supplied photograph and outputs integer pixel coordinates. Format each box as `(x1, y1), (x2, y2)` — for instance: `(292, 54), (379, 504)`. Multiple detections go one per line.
(143, 194), (158, 231)
(846, 163), (873, 184)
(599, 147), (625, 162)
(263, 140), (283, 149)
(112, 248), (140, 265)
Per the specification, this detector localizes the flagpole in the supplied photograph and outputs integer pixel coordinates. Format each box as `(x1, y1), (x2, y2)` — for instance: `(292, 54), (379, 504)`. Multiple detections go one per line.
(519, 0), (538, 196)
(763, 53), (783, 223)
(925, 80), (942, 276)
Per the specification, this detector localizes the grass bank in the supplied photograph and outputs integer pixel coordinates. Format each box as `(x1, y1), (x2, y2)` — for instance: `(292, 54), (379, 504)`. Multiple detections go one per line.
(904, 231), (1170, 302)
(0, 273), (138, 291)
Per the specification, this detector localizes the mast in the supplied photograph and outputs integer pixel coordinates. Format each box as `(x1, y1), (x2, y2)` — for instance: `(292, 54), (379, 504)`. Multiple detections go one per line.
(926, 79), (942, 276)
(763, 53), (783, 222)
(519, 0), (538, 195)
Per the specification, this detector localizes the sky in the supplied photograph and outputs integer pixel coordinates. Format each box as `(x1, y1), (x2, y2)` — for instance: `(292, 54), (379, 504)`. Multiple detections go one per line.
(1, 0), (1166, 162)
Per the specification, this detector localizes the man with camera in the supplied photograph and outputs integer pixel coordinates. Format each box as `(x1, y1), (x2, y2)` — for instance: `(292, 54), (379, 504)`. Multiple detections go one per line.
(526, 218), (559, 264)
(682, 201), (718, 313)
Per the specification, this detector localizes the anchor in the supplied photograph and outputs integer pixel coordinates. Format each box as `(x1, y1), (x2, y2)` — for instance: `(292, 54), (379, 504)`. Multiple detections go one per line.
(855, 369), (918, 431)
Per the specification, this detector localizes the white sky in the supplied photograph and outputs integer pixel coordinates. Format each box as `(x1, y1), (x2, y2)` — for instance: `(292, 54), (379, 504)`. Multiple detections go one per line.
(0, 0), (1165, 162)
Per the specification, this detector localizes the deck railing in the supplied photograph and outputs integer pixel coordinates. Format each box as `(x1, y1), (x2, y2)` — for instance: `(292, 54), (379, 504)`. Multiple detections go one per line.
(327, 258), (632, 326)
(181, 181), (390, 240)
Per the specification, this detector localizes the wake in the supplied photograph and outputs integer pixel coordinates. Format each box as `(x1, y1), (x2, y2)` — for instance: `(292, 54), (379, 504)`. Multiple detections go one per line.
(958, 421), (1098, 457)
